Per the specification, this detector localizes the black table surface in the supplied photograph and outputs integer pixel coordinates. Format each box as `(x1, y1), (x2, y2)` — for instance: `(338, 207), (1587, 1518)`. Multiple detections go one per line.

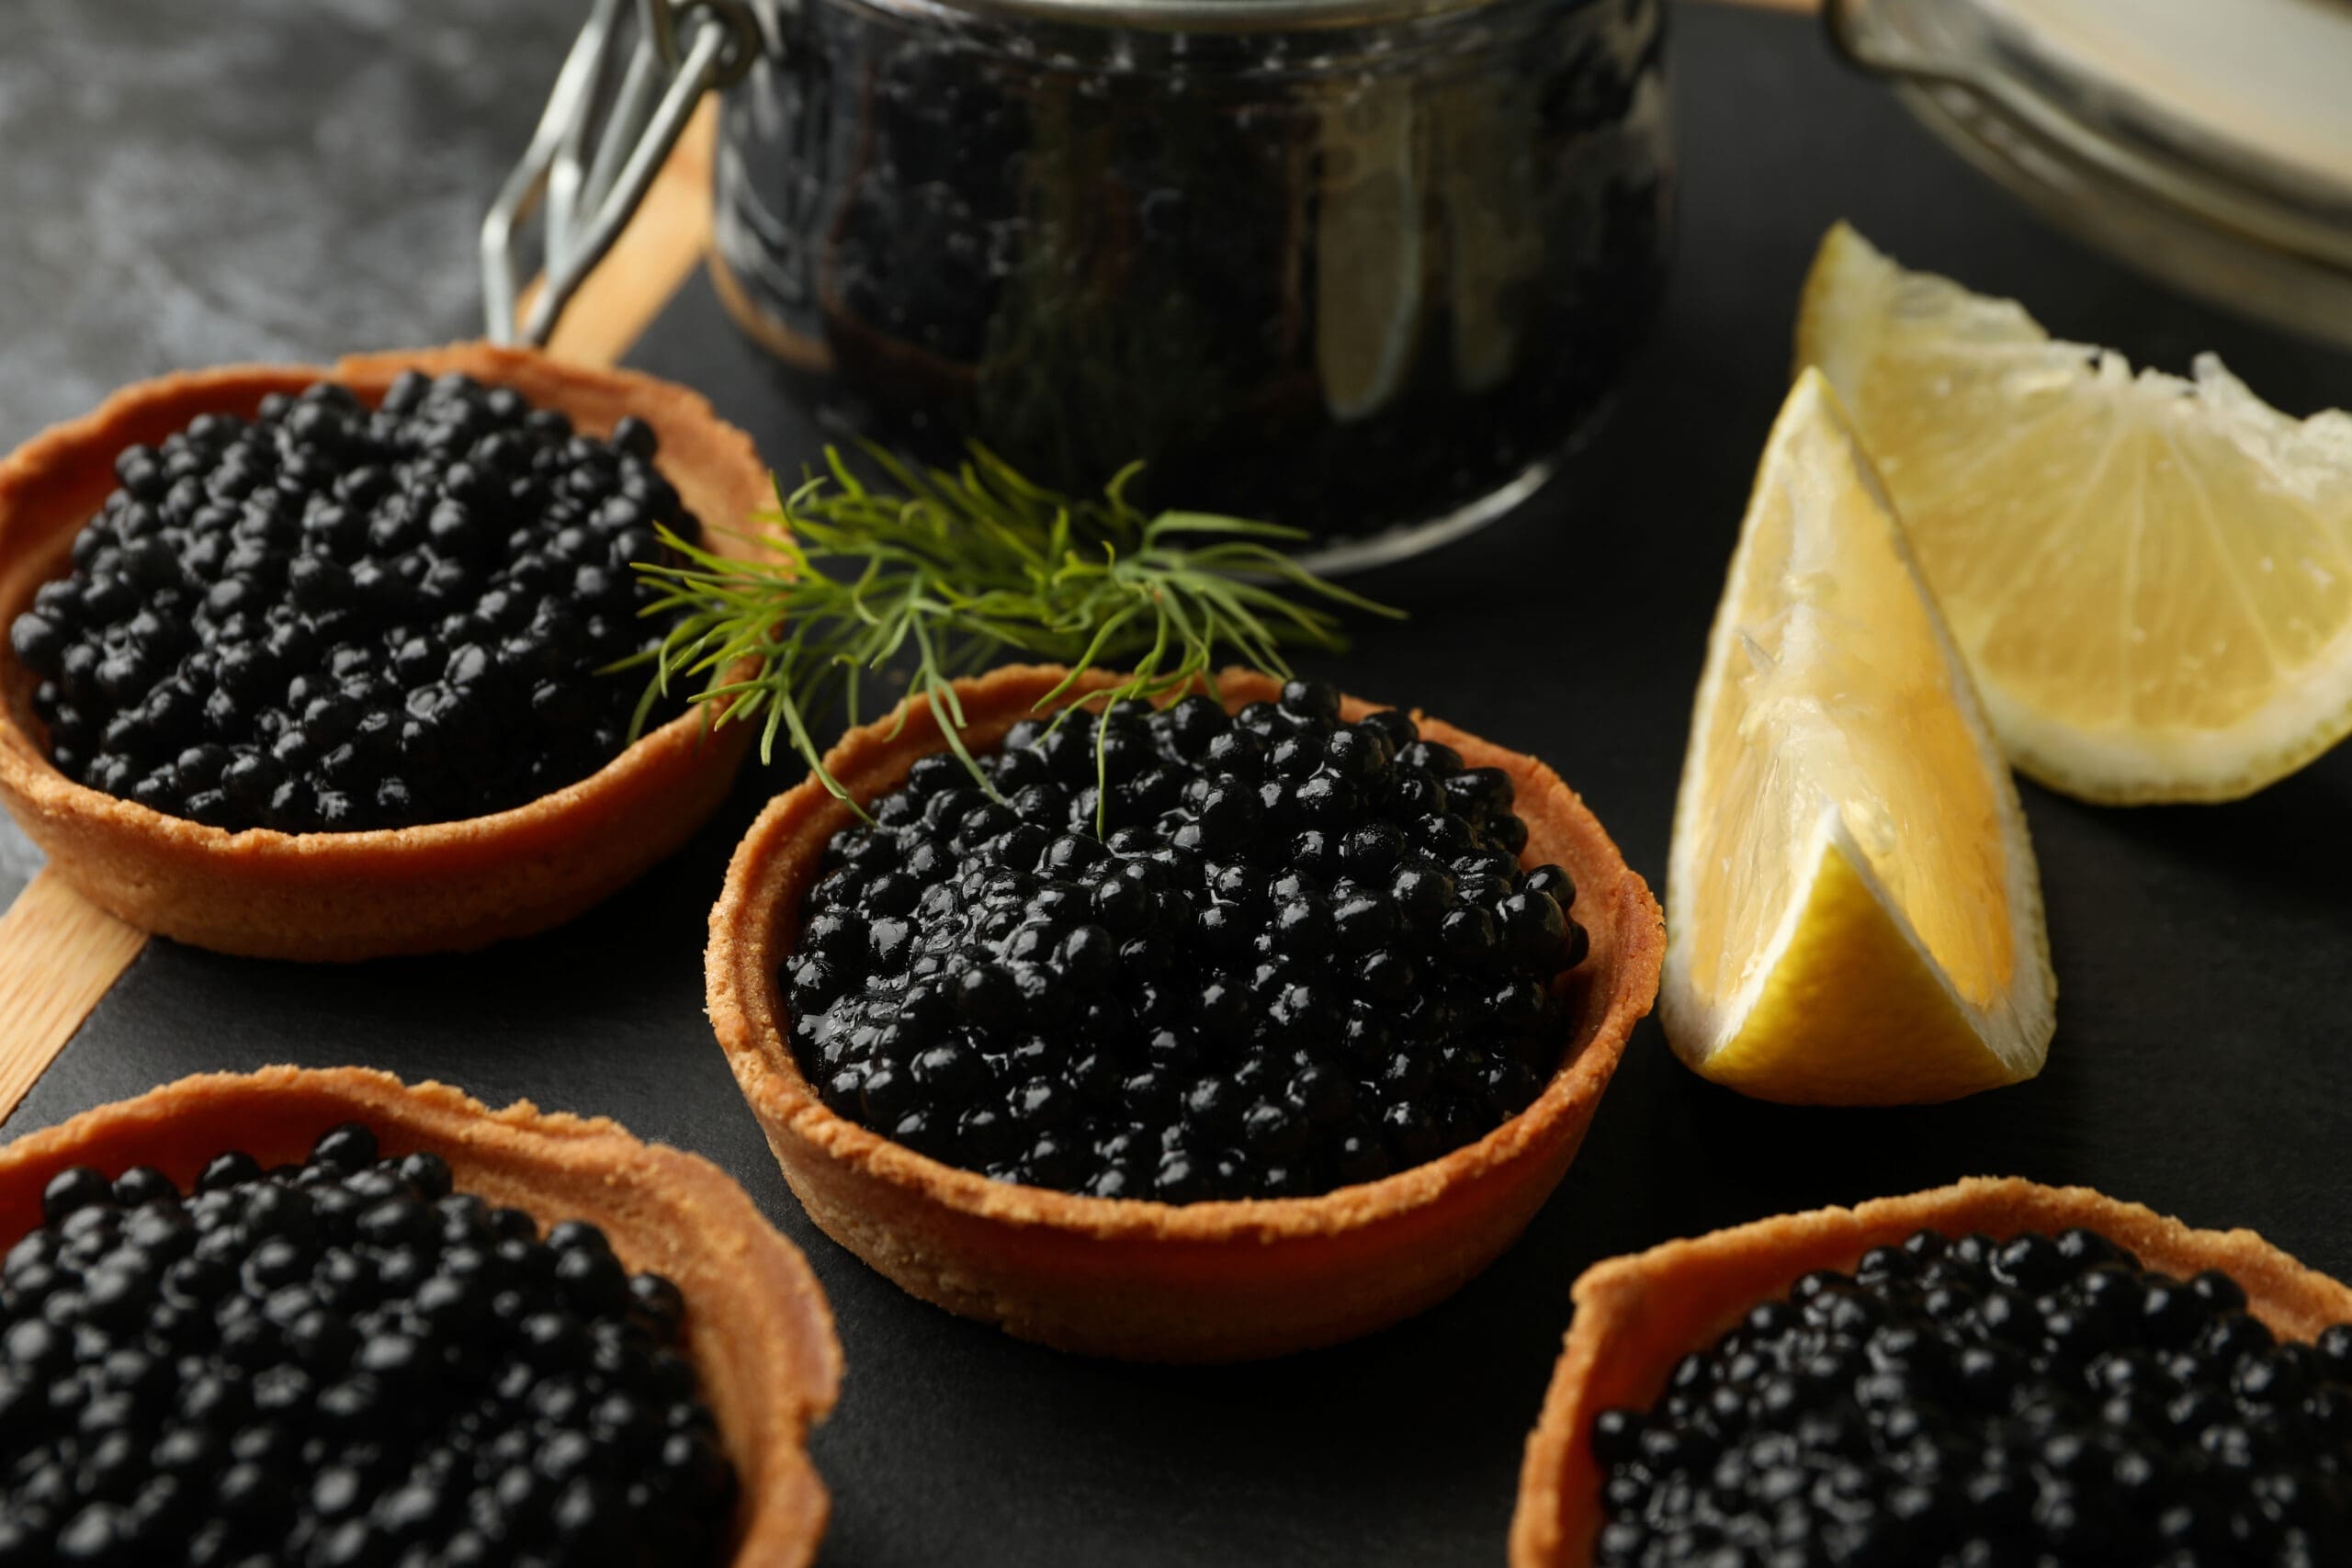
(8, 5), (2352, 1565)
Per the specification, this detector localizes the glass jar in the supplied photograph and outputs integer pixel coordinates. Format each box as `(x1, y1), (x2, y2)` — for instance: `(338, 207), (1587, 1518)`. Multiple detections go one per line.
(577, 0), (1670, 570)
(1829, 0), (2352, 354)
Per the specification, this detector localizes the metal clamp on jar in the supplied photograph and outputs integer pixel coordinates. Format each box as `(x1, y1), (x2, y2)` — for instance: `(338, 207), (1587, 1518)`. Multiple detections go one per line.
(487, 0), (1672, 570)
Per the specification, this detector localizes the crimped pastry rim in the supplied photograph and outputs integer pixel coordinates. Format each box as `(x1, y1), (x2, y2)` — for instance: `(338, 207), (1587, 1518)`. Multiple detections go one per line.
(707, 663), (1665, 1247)
(0, 344), (768, 940)
(1510, 1177), (2352, 1568)
(0, 1066), (843, 1568)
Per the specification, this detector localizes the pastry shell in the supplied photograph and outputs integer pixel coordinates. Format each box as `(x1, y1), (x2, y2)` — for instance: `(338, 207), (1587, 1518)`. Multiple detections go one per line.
(1510, 1177), (2352, 1568)
(0, 1066), (842, 1568)
(707, 663), (1663, 1362)
(0, 344), (771, 960)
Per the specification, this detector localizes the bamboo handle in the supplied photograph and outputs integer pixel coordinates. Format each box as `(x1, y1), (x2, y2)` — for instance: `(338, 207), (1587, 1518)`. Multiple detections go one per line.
(0, 870), (146, 1121)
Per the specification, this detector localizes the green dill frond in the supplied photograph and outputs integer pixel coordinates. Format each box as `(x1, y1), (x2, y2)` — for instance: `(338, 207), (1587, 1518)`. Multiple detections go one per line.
(623, 443), (1401, 825)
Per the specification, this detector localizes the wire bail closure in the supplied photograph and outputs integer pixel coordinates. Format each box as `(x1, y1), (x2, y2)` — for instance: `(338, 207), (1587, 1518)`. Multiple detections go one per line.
(481, 0), (760, 348)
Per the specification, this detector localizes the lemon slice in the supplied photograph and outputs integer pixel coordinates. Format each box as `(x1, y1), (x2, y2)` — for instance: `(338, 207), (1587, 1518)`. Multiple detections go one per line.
(1316, 86), (1425, 423)
(1662, 370), (2057, 1106)
(1800, 221), (2352, 803)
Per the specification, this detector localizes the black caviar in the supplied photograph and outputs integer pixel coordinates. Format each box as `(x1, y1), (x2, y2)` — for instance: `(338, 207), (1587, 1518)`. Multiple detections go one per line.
(0, 1124), (736, 1568)
(784, 679), (1589, 1202)
(1592, 1227), (2352, 1568)
(7, 372), (698, 833)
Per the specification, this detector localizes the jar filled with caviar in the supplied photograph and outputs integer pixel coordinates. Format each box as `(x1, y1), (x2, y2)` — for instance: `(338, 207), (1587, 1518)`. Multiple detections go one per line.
(492, 0), (1672, 569)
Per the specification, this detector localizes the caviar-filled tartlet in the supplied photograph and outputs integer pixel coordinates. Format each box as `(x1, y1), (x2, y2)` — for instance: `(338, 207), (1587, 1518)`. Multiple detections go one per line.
(708, 664), (1662, 1361)
(1511, 1179), (2352, 1568)
(0, 1067), (841, 1568)
(794, 677), (1592, 1200)
(0, 344), (769, 959)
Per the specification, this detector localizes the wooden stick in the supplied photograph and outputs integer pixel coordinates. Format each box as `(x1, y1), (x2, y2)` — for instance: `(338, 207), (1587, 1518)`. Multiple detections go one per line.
(0, 870), (146, 1121)
(525, 102), (719, 368)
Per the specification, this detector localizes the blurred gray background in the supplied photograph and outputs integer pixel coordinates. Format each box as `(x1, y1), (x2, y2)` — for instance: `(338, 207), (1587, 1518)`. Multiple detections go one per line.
(0, 0), (576, 442)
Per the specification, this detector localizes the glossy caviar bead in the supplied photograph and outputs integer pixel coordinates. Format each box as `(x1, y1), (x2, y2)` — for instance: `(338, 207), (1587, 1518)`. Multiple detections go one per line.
(784, 682), (1589, 1202)
(0, 1123), (733, 1566)
(1589, 1226), (2352, 1567)
(8, 373), (701, 833)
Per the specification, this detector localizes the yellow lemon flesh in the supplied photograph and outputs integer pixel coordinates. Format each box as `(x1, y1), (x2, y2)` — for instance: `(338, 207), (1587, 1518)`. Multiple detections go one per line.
(1663, 371), (2057, 1106)
(1801, 221), (2352, 803)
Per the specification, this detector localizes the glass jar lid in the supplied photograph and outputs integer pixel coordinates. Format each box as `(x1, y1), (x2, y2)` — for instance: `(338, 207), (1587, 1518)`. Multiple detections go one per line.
(1830, 0), (2352, 351)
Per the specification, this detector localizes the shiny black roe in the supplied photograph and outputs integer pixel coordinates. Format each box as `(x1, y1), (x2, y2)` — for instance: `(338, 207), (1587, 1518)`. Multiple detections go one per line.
(0, 1123), (735, 1568)
(7, 372), (699, 833)
(1591, 1226), (2352, 1568)
(783, 678), (1590, 1203)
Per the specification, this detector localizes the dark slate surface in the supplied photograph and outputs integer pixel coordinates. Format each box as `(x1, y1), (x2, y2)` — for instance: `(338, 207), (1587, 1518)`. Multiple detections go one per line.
(10, 6), (2352, 1566)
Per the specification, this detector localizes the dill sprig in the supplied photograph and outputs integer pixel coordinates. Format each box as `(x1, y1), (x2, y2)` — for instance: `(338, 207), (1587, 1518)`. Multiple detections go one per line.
(625, 443), (1400, 815)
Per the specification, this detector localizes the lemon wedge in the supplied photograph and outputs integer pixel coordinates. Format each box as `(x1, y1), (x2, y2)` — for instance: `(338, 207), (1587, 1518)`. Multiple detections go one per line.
(1662, 370), (2057, 1105)
(1800, 221), (2352, 803)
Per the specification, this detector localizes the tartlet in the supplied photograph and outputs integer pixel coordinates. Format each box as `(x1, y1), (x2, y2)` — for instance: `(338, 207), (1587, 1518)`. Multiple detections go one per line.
(1510, 1178), (2352, 1568)
(0, 1065), (842, 1568)
(0, 343), (770, 960)
(707, 663), (1663, 1361)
